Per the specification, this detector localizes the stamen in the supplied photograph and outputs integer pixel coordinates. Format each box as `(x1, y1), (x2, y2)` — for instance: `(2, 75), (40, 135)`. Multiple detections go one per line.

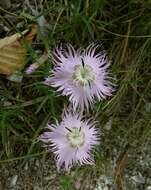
(67, 127), (85, 148)
(72, 64), (95, 87)
(81, 58), (85, 67)
(65, 127), (72, 132)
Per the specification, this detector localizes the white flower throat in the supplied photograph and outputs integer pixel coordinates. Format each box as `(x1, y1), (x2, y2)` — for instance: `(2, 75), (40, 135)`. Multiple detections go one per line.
(67, 127), (85, 148)
(72, 64), (95, 87)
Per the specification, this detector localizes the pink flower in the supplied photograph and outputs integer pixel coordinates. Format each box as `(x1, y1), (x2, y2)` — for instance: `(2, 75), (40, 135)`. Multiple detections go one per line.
(39, 111), (99, 171)
(25, 63), (39, 74)
(25, 53), (48, 74)
(44, 44), (114, 111)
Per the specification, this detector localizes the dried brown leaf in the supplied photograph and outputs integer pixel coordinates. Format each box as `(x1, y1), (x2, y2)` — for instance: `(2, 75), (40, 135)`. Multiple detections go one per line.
(0, 25), (38, 75)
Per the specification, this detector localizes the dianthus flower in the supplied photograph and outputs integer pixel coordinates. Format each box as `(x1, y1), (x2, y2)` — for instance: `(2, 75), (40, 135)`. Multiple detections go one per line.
(39, 111), (99, 171)
(44, 44), (113, 111)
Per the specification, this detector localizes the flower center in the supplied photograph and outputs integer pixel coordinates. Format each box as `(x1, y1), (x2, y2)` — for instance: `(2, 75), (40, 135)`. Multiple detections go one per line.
(67, 127), (85, 148)
(72, 64), (95, 87)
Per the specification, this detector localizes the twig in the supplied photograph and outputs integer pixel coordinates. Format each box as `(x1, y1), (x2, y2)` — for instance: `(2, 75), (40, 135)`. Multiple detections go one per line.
(3, 96), (45, 109)
(115, 147), (129, 190)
